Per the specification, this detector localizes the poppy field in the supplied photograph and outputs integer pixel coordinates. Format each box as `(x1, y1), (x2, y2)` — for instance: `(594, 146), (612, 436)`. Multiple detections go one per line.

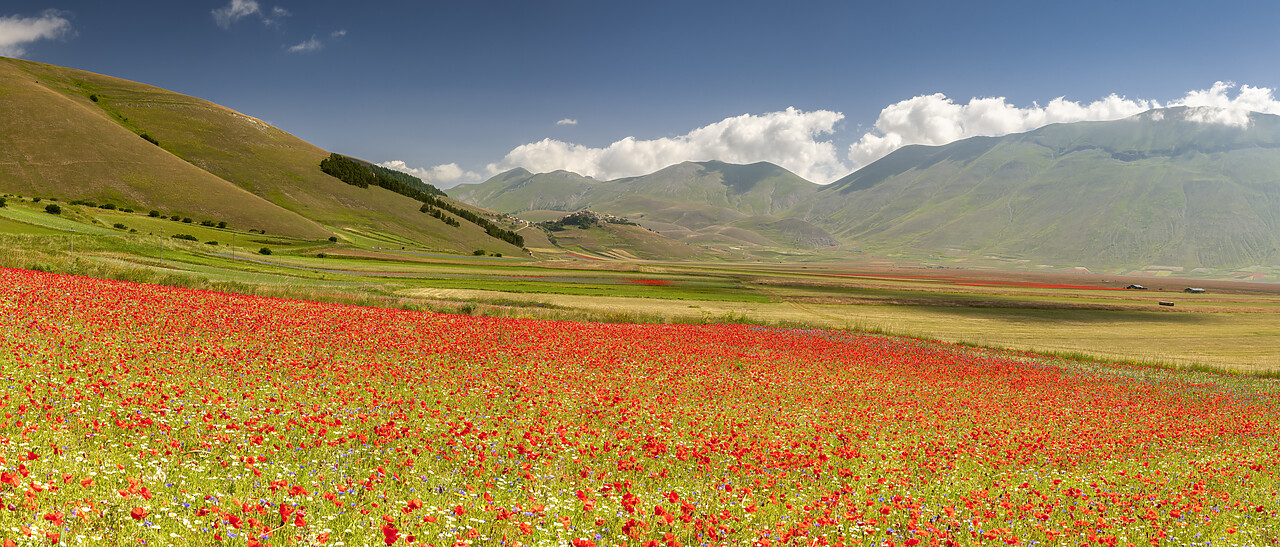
(1, 267), (1278, 547)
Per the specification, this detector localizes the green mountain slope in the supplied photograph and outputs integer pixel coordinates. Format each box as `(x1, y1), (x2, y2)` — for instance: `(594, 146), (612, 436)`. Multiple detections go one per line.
(811, 107), (1280, 269)
(454, 160), (838, 250)
(0, 57), (525, 255)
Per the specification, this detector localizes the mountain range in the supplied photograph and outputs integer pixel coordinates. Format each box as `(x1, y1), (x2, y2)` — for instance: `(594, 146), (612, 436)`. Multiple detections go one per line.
(4, 56), (1279, 270)
(457, 107), (1280, 270)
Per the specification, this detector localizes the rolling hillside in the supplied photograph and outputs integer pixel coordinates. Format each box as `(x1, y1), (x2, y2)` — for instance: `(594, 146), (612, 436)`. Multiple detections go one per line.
(0, 57), (525, 255)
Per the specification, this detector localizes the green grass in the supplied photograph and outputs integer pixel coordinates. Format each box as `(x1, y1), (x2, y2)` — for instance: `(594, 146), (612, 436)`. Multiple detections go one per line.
(3, 193), (1280, 374)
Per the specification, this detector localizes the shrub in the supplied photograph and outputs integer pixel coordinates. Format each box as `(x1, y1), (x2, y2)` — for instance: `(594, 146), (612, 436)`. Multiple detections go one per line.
(89, 94), (99, 102)
(120, 208), (133, 213)
(170, 215), (181, 221)
(33, 198), (41, 203)
(0, 197), (6, 208)
(44, 204), (61, 215)
(217, 221), (227, 229)
(205, 241), (218, 245)
(182, 218), (193, 224)
(171, 234), (198, 241)
(492, 253), (502, 257)
(200, 220), (215, 227)
(139, 133), (159, 146)
(100, 203), (116, 210)
(317, 253), (327, 259)
(149, 210), (160, 218)
(473, 249), (485, 256)
(258, 248), (272, 255)
(113, 223), (127, 230)
(328, 236), (338, 242)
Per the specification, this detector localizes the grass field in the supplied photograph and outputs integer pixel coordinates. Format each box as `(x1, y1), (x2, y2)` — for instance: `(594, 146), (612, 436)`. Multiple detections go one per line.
(3, 194), (1280, 373)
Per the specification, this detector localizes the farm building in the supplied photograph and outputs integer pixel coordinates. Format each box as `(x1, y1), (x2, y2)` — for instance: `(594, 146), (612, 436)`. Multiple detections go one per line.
(1184, 287), (1206, 293)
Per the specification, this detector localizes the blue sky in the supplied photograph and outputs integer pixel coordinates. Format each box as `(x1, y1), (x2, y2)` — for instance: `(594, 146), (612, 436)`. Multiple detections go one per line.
(4, 1), (1280, 186)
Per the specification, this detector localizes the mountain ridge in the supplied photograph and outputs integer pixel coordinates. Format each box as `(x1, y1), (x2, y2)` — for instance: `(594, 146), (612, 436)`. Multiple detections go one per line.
(463, 108), (1280, 269)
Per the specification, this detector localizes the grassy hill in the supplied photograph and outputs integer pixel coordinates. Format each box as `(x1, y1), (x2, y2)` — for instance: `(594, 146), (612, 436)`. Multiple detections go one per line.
(811, 107), (1280, 269)
(0, 57), (525, 256)
(453, 160), (836, 251)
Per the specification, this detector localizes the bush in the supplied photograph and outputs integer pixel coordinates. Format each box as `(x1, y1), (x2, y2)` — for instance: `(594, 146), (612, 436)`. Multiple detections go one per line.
(113, 223), (127, 230)
(120, 208), (133, 213)
(258, 248), (272, 255)
(473, 249), (485, 256)
(328, 236), (338, 242)
(316, 253), (327, 259)
(217, 221), (227, 229)
(100, 203), (116, 210)
(170, 215), (181, 221)
(205, 241), (218, 245)
(0, 197), (6, 208)
(44, 204), (61, 215)
(171, 234), (198, 241)
(182, 217), (193, 224)
(200, 220), (215, 227)
(149, 210), (160, 218)
(89, 94), (99, 102)
(139, 133), (159, 146)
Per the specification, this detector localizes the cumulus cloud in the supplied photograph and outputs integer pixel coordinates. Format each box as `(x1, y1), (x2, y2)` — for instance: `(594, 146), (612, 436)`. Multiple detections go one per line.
(0, 9), (73, 57)
(212, 0), (260, 29)
(1169, 81), (1280, 128)
(555, 118), (578, 126)
(330, 29), (347, 38)
(487, 107), (850, 183)
(847, 93), (1158, 168)
(378, 161), (483, 188)
(213, 1), (291, 28)
(286, 36), (321, 53)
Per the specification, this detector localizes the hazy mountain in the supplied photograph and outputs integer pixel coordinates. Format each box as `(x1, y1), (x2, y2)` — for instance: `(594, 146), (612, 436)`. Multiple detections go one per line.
(809, 107), (1280, 268)
(453, 160), (840, 249)
(462, 107), (1280, 269)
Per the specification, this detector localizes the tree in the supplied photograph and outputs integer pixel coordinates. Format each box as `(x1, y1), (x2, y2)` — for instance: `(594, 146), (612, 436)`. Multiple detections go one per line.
(44, 204), (61, 215)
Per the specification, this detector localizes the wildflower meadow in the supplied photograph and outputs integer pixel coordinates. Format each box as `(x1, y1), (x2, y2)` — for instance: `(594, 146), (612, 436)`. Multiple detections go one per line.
(0, 268), (1276, 547)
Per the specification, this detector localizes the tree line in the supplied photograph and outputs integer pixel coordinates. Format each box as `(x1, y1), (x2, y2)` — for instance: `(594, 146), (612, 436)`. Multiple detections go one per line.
(320, 153), (523, 248)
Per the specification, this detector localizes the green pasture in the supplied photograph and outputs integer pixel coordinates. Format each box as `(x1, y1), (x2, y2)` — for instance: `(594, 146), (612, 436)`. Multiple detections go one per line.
(3, 196), (1280, 373)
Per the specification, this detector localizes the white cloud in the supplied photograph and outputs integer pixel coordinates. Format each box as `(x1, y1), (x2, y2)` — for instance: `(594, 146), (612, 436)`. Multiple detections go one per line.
(378, 160), (483, 188)
(330, 29), (347, 38)
(0, 9), (73, 57)
(212, 0), (260, 29)
(286, 36), (322, 53)
(487, 107), (850, 183)
(1169, 81), (1280, 128)
(555, 118), (578, 126)
(847, 93), (1158, 168)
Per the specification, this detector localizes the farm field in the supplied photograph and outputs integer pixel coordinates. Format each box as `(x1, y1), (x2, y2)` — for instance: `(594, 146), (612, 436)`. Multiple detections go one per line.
(4, 195), (1280, 372)
(2, 268), (1279, 547)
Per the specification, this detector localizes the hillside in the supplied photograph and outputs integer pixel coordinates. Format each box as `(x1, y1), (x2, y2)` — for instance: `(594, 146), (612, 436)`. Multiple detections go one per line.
(810, 107), (1280, 269)
(0, 57), (525, 255)
(453, 160), (838, 250)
